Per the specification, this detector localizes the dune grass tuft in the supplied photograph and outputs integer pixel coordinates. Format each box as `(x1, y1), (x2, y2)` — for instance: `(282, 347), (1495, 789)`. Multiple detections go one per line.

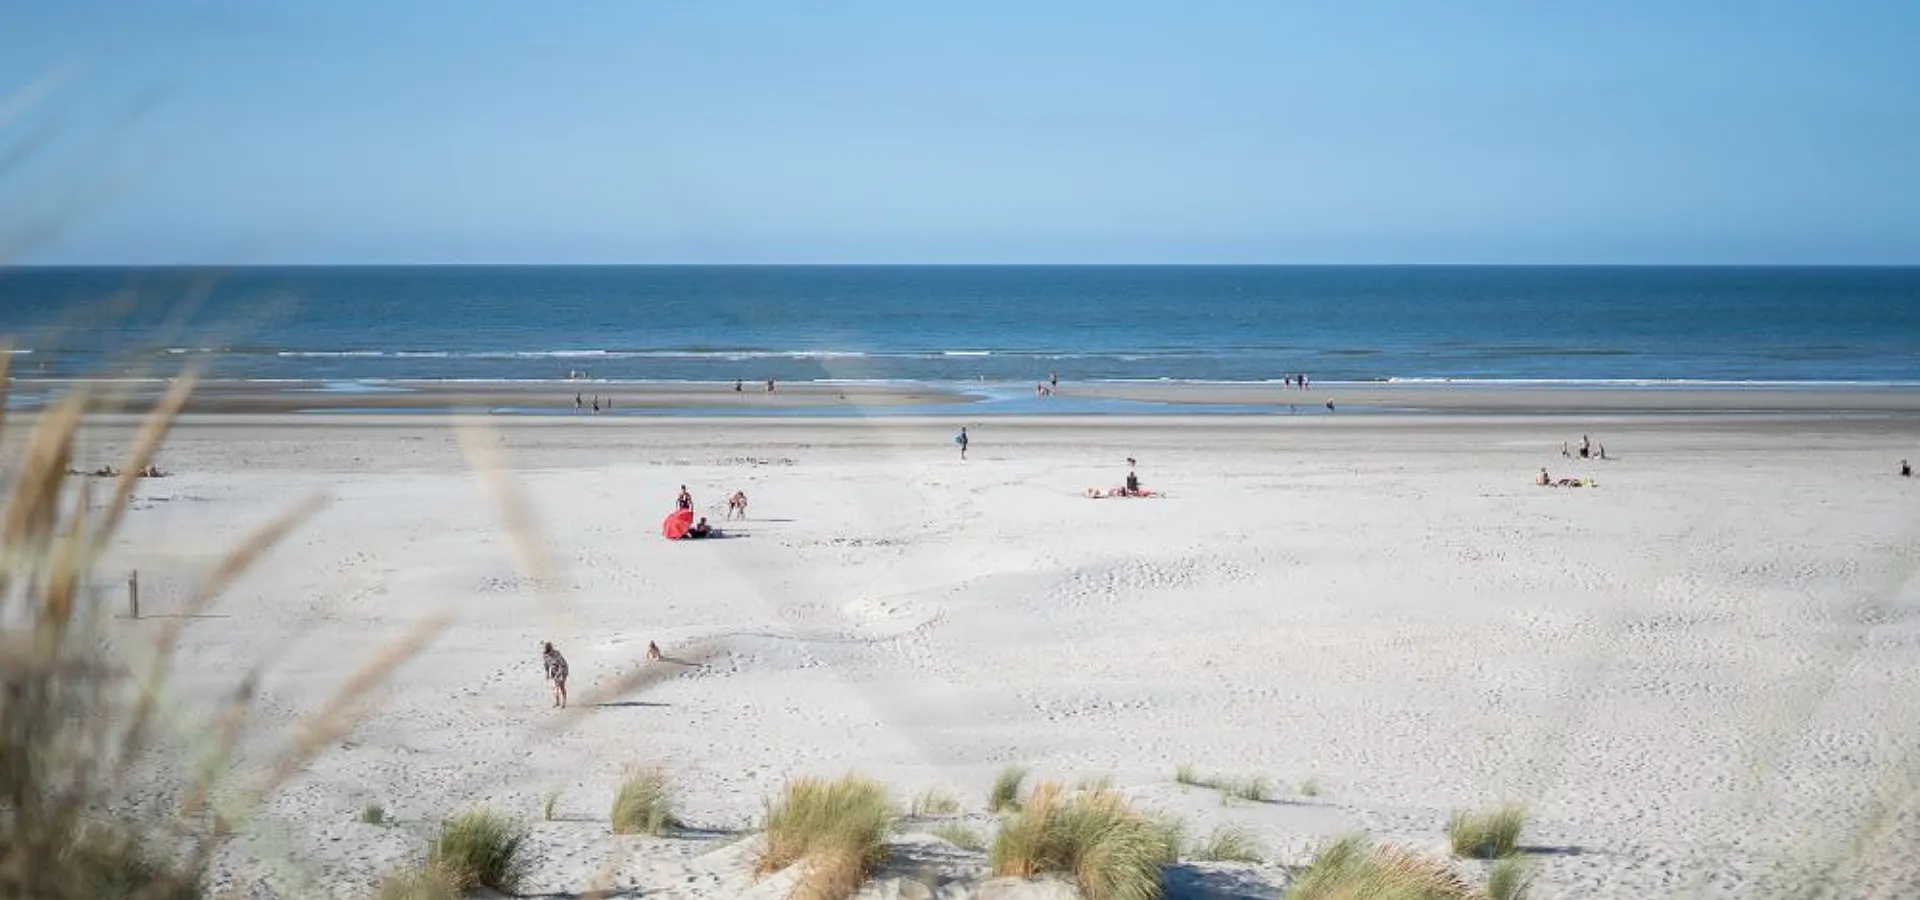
(1191, 824), (1265, 863)
(1173, 765), (1272, 804)
(1285, 835), (1480, 900)
(610, 767), (677, 836)
(1148, 817), (1186, 864)
(542, 790), (559, 822)
(911, 787), (961, 817)
(1447, 803), (1526, 860)
(376, 866), (462, 900)
(0, 376), (248, 900)
(931, 822), (987, 852)
(989, 781), (1174, 900)
(361, 803), (387, 825)
(757, 774), (895, 900)
(1299, 778), (1323, 798)
(426, 809), (530, 893)
(1487, 857), (1533, 900)
(989, 765), (1029, 813)
(1224, 775), (1273, 803)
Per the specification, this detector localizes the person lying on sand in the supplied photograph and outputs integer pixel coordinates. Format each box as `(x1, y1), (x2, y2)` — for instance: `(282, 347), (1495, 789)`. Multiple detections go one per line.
(1538, 471), (1595, 488)
(1084, 486), (1160, 499)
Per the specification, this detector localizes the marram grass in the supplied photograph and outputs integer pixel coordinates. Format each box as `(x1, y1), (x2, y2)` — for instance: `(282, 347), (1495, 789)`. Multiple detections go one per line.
(989, 781), (1175, 900)
(757, 774), (894, 900)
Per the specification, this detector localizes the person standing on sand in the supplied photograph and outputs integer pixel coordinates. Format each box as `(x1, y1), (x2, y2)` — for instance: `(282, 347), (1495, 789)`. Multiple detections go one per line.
(1049, 371), (1058, 390)
(541, 641), (569, 709)
(956, 426), (969, 460)
(677, 485), (694, 510)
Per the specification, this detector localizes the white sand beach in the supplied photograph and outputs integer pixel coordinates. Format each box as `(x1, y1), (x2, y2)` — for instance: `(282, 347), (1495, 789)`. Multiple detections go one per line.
(67, 411), (1920, 899)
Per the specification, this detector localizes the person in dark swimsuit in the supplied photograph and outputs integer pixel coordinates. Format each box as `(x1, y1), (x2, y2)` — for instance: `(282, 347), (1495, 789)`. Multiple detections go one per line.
(687, 517), (714, 539)
(677, 486), (693, 510)
(1124, 470), (1141, 496)
(1902, 459), (1912, 478)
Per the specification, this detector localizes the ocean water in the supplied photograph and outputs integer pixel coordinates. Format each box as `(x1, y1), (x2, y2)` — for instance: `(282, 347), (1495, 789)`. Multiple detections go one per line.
(1, 265), (1917, 386)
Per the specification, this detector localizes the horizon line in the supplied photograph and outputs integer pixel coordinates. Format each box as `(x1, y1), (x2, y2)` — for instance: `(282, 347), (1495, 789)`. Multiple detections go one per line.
(9, 261), (1920, 270)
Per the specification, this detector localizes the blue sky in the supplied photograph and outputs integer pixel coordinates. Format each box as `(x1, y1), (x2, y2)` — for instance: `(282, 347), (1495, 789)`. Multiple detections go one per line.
(2, 1), (1917, 264)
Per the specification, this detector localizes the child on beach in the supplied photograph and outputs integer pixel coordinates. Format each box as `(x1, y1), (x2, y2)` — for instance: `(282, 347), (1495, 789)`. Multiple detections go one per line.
(540, 641), (569, 709)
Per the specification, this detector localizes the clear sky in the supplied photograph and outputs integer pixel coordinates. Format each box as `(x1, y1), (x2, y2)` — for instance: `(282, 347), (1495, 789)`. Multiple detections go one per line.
(2, 1), (1917, 265)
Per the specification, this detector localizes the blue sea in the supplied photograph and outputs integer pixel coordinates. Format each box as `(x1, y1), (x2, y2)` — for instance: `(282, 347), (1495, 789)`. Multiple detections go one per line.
(1, 266), (1917, 388)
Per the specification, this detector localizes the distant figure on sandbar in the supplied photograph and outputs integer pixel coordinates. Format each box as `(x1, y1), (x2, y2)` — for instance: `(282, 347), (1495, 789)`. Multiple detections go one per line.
(1902, 459), (1912, 478)
(956, 426), (969, 460)
(540, 641), (569, 709)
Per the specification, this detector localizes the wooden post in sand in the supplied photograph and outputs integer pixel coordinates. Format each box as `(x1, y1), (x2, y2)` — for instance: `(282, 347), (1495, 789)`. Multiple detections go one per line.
(126, 570), (139, 620)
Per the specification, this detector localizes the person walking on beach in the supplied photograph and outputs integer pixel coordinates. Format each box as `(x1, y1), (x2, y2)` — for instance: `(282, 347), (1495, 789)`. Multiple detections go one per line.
(540, 641), (569, 709)
(956, 426), (969, 460)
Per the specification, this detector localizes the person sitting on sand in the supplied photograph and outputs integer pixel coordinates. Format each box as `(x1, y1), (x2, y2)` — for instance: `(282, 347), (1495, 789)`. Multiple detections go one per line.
(1902, 459), (1912, 478)
(686, 517), (715, 539)
(540, 641), (569, 709)
(138, 464), (167, 478)
(726, 490), (748, 520)
(646, 641), (663, 662)
(1537, 467), (1552, 487)
(1124, 470), (1142, 496)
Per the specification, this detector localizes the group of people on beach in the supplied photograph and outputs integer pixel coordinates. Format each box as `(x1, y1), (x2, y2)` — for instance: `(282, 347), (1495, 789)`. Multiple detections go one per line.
(574, 393), (611, 413)
(1562, 434), (1607, 460)
(72, 464), (168, 479)
(733, 379), (777, 393)
(671, 484), (751, 541)
(1085, 457), (1157, 498)
(1283, 373), (1311, 389)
